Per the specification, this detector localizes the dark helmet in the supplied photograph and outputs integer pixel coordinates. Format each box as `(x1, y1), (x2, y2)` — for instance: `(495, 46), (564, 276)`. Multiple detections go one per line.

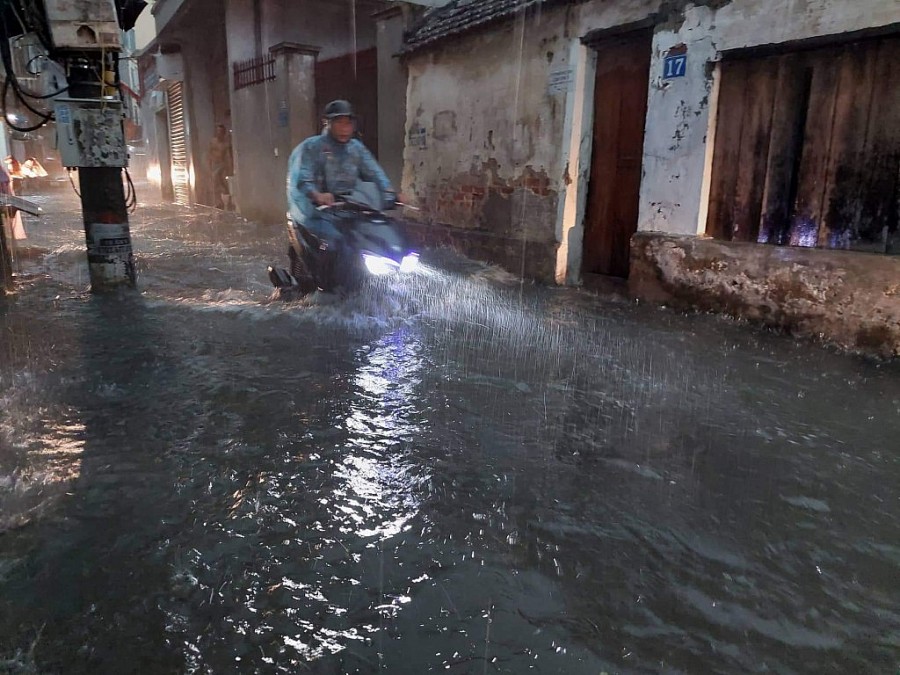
(324, 100), (355, 119)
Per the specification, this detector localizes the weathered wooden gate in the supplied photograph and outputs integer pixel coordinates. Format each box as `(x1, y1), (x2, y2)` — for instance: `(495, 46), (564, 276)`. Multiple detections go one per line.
(707, 36), (900, 251)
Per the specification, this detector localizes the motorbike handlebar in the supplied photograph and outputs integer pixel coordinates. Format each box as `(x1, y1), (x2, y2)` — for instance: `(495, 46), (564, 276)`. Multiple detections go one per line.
(316, 199), (419, 212)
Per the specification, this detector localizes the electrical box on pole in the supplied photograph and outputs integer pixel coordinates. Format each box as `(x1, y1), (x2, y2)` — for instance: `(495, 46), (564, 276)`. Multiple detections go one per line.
(55, 98), (128, 168)
(43, 0), (122, 51)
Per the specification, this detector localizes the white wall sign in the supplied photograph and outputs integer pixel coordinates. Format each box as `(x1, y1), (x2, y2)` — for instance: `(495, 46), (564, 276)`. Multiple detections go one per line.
(548, 68), (574, 95)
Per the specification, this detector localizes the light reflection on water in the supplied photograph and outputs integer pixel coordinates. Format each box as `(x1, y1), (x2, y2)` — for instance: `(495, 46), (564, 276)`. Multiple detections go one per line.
(0, 192), (897, 673)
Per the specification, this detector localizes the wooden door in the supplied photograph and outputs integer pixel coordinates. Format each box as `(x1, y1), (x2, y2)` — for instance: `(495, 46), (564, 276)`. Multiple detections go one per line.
(582, 31), (652, 278)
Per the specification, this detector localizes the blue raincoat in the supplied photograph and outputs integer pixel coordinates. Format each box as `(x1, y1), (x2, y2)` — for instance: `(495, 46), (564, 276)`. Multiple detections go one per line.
(286, 132), (394, 241)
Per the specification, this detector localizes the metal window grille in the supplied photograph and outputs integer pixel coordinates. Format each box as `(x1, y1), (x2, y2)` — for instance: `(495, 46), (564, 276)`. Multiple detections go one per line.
(233, 56), (276, 91)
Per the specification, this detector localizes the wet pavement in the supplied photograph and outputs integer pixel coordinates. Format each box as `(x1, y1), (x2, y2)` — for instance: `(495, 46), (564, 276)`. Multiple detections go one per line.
(1, 188), (898, 673)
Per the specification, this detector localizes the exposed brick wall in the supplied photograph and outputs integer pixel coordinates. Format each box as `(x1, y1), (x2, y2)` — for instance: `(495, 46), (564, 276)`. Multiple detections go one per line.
(416, 160), (556, 236)
(403, 158), (560, 281)
(403, 219), (558, 282)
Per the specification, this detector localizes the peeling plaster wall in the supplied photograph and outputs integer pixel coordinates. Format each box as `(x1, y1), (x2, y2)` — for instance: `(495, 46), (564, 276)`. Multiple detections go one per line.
(402, 7), (571, 264)
(575, 0), (660, 35)
(376, 10), (408, 188)
(637, 0), (900, 236)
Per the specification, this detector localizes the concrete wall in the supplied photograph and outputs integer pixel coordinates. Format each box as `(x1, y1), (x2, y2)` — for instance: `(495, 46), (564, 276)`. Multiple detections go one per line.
(151, 0), (187, 33)
(376, 7), (408, 189)
(224, 0), (380, 62)
(266, 0), (380, 61)
(226, 0), (276, 221)
(402, 9), (570, 279)
(630, 232), (900, 357)
(402, 0), (899, 282)
(224, 0), (257, 62)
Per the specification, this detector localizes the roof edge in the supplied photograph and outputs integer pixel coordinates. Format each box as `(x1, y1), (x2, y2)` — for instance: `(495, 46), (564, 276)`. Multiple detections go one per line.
(400, 0), (559, 57)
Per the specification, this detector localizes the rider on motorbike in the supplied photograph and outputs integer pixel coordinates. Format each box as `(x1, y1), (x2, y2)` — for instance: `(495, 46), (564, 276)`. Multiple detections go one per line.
(286, 100), (397, 250)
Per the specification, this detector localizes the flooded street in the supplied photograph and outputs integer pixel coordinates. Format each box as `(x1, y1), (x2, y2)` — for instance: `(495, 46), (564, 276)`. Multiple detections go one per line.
(1, 189), (898, 673)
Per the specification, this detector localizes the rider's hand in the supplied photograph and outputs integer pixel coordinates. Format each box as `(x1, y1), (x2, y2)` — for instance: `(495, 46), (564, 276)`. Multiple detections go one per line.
(313, 192), (335, 207)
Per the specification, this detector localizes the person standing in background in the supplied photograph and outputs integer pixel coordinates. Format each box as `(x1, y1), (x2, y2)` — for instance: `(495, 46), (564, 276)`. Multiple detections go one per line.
(207, 124), (233, 210)
(0, 162), (26, 242)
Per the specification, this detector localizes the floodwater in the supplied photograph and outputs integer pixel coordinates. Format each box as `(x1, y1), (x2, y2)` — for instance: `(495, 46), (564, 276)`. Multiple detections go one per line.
(1, 189), (898, 674)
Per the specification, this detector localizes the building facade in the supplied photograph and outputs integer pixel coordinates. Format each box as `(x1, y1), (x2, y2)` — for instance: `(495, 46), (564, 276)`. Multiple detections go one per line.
(400, 0), (900, 354)
(142, 0), (423, 221)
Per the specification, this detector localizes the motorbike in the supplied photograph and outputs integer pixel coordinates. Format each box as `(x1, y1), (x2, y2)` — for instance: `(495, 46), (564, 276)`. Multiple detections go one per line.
(268, 190), (420, 297)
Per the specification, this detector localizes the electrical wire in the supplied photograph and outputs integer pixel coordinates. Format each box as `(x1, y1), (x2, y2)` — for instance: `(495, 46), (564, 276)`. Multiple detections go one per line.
(25, 53), (43, 75)
(124, 171), (132, 205)
(17, 55), (69, 98)
(124, 168), (137, 212)
(2, 77), (51, 131)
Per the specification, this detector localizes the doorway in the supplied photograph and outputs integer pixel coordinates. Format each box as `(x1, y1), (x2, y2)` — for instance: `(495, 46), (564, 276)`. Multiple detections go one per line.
(582, 30), (652, 278)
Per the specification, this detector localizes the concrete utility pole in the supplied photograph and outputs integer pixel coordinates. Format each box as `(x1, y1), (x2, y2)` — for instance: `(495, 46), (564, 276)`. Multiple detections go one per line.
(46, 1), (138, 291)
(0, 210), (11, 294)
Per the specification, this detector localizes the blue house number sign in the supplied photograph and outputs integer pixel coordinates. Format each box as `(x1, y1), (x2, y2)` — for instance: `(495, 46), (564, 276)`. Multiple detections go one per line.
(664, 53), (688, 79)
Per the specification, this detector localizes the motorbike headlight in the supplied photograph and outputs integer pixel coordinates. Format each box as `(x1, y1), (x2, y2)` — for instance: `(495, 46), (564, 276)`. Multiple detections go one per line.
(363, 254), (399, 276)
(400, 254), (420, 274)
